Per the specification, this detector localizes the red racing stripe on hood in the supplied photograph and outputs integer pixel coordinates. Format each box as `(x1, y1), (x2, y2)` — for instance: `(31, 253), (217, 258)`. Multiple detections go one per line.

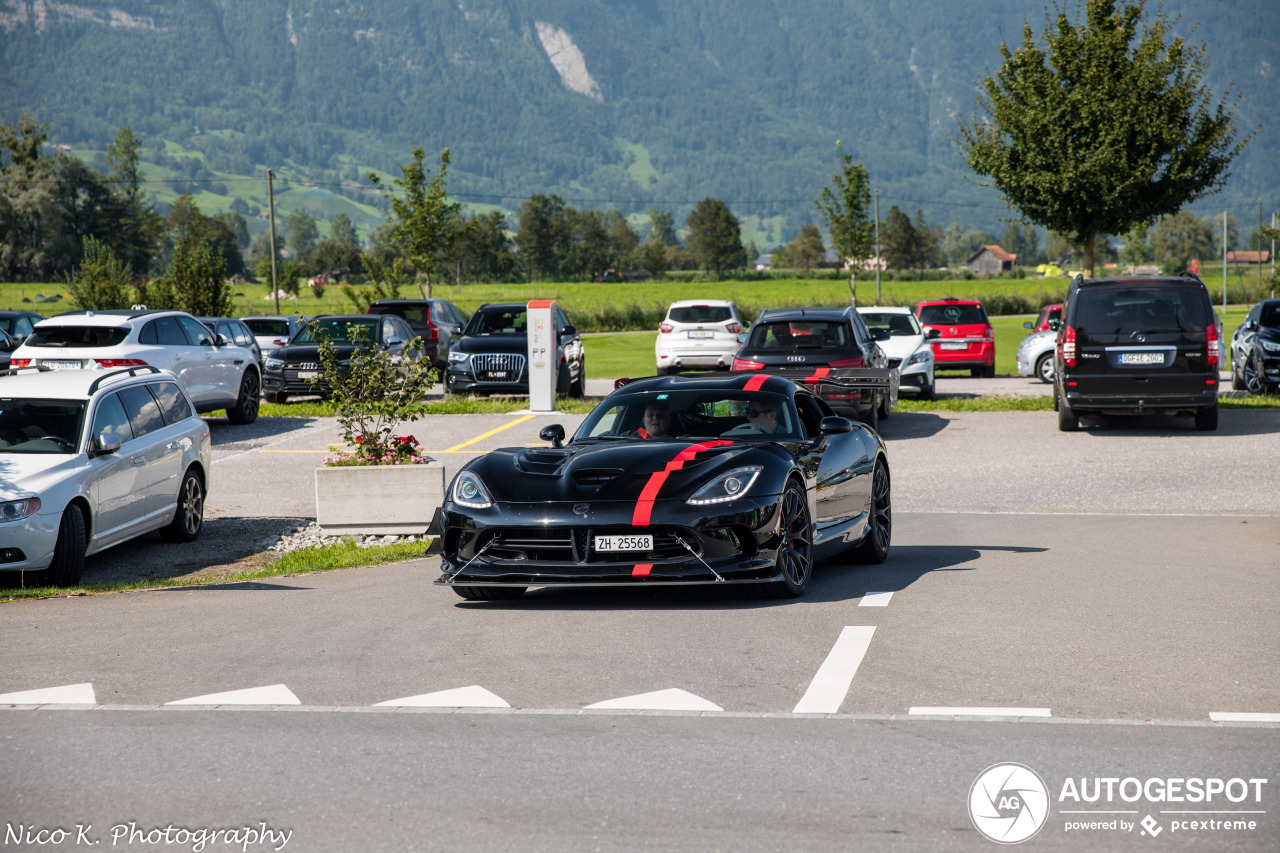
(631, 440), (733, 526)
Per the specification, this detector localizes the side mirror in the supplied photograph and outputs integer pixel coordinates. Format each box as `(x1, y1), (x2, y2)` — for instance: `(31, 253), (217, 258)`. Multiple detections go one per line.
(1048, 318), (1062, 332)
(819, 416), (854, 435)
(89, 432), (122, 458)
(385, 336), (403, 347)
(1023, 321), (1033, 330)
(539, 423), (566, 448)
(214, 334), (230, 346)
(926, 328), (941, 339)
(562, 325), (578, 337)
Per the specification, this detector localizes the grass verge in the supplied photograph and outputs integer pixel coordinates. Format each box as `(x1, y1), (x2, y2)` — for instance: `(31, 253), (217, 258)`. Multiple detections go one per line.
(0, 540), (431, 602)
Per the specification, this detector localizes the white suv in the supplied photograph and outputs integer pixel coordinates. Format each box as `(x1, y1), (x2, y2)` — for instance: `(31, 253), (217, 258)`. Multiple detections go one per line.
(11, 309), (261, 423)
(654, 299), (744, 374)
(0, 366), (212, 586)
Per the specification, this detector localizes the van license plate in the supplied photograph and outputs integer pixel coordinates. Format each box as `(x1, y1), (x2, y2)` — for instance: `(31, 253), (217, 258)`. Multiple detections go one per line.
(1120, 352), (1163, 365)
(595, 535), (652, 551)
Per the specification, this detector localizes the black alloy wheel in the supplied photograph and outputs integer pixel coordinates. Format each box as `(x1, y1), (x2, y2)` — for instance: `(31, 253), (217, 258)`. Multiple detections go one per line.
(852, 459), (891, 564)
(1243, 354), (1268, 395)
(50, 504), (87, 587)
(452, 585), (527, 601)
(227, 370), (261, 424)
(1231, 357), (1246, 390)
(160, 469), (205, 543)
(751, 483), (813, 599)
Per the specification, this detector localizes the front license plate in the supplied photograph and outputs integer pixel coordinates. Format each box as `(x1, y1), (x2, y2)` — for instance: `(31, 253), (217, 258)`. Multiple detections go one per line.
(940, 342), (967, 351)
(45, 360), (84, 370)
(1120, 352), (1164, 365)
(688, 330), (713, 339)
(595, 535), (653, 552)
(486, 371), (508, 379)
(296, 370), (318, 380)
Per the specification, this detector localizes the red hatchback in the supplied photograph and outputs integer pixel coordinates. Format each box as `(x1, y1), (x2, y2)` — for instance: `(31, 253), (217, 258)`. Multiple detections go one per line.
(914, 298), (995, 377)
(1025, 303), (1063, 333)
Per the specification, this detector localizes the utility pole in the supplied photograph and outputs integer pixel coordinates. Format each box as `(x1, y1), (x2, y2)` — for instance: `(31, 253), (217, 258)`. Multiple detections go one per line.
(264, 167), (277, 313)
(1221, 210), (1227, 309)
(1260, 198), (1265, 296)
(874, 189), (881, 303)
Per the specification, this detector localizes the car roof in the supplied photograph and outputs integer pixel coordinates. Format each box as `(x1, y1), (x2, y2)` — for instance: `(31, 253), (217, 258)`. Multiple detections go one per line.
(756, 306), (851, 322)
(915, 297), (983, 306)
(856, 306), (912, 315)
(370, 299), (441, 305)
(0, 310), (44, 318)
(37, 309), (175, 327)
(475, 302), (529, 312)
(1076, 275), (1205, 288)
(0, 366), (175, 398)
(241, 314), (308, 321)
(609, 372), (800, 400)
(669, 299), (734, 308)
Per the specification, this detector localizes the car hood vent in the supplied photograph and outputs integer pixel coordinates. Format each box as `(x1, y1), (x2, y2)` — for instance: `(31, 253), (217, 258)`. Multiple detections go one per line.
(573, 468), (624, 486)
(515, 448), (571, 475)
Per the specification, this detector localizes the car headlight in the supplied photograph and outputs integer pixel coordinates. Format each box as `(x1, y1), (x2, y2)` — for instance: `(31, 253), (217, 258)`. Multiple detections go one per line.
(1260, 339), (1280, 353)
(448, 351), (471, 364)
(0, 497), (41, 522)
(687, 466), (762, 505)
(451, 471), (493, 508)
(906, 348), (931, 366)
(265, 357), (284, 371)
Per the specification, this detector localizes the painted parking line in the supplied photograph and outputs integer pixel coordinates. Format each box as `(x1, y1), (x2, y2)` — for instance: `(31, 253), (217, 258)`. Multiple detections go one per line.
(792, 626), (876, 714)
(1210, 712), (1280, 723)
(442, 413), (537, 453)
(909, 706), (1052, 717)
(859, 591), (893, 607)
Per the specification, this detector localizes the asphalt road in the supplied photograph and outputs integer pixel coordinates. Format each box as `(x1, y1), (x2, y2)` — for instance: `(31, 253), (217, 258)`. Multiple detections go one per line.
(2, 381), (1278, 852)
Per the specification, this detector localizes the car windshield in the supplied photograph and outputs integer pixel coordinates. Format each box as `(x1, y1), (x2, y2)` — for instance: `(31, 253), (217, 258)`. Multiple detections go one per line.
(1259, 304), (1280, 329)
(465, 309), (527, 336)
(295, 318), (378, 344)
(747, 321), (849, 350)
(860, 312), (921, 337)
(574, 390), (799, 441)
(0, 398), (86, 454)
(918, 304), (987, 326)
(670, 305), (732, 324)
(245, 319), (293, 337)
(24, 325), (130, 348)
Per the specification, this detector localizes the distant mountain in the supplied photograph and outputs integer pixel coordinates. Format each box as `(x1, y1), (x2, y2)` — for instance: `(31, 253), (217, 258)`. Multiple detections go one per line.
(2, 0), (1275, 240)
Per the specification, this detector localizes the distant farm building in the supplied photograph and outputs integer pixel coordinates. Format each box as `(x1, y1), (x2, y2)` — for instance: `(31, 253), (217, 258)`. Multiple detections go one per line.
(967, 245), (1017, 276)
(1227, 251), (1271, 265)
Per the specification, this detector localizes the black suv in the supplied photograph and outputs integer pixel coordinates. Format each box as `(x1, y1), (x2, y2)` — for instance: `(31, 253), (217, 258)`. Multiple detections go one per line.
(732, 306), (889, 427)
(1054, 274), (1221, 431)
(366, 299), (469, 370)
(444, 302), (586, 397)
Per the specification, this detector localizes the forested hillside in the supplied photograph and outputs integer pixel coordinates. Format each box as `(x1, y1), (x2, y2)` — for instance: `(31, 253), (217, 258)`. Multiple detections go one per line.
(1, 0), (1276, 238)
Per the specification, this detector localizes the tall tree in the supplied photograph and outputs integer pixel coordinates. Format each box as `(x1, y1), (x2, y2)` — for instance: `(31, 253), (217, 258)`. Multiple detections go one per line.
(371, 146), (461, 298)
(913, 209), (941, 274)
(685, 197), (746, 280)
(568, 208), (613, 280)
(285, 211), (319, 264)
(106, 125), (162, 275)
(879, 205), (916, 271)
(155, 239), (232, 317)
(329, 212), (360, 247)
(815, 141), (874, 302)
(1149, 210), (1215, 273)
(647, 208), (679, 246)
(452, 211), (516, 283)
(516, 194), (572, 280)
(63, 235), (134, 310)
(779, 224), (826, 271)
(957, 0), (1248, 277)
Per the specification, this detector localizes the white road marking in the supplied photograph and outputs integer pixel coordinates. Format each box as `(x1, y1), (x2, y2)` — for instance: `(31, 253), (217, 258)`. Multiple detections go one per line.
(376, 686), (510, 708)
(585, 688), (723, 712)
(792, 626), (876, 714)
(859, 591), (893, 607)
(909, 706), (1052, 717)
(0, 683), (96, 705)
(1210, 712), (1280, 723)
(166, 684), (301, 706)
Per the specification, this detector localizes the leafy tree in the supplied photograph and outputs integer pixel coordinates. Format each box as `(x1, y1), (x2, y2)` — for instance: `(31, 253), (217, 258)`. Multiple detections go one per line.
(647, 208), (679, 246)
(212, 211), (251, 253)
(1121, 222), (1155, 267)
(630, 240), (669, 278)
(879, 205), (916, 271)
(329, 212), (360, 247)
(815, 142), (873, 301)
(1001, 223), (1040, 267)
(685, 197), (747, 279)
(63, 235), (134, 310)
(516, 194), (572, 280)
(568, 208), (613, 280)
(913, 209), (941, 273)
(1150, 210), (1215, 273)
(106, 125), (163, 275)
(285, 211), (320, 264)
(342, 254), (406, 312)
(155, 239), (232, 316)
(779, 224), (825, 271)
(606, 210), (640, 261)
(370, 146), (461, 298)
(453, 211), (517, 283)
(957, 0), (1248, 277)
(312, 238), (364, 276)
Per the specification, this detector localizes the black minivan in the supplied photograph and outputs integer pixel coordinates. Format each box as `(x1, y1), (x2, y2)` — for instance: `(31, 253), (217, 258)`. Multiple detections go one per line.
(1053, 274), (1220, 431)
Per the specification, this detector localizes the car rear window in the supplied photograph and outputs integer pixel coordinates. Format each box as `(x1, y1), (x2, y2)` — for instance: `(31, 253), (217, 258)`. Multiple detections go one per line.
(245, 319), (292, 337)
(370, 304), (429, 325)
(918, 304), (988, 326)
(860, 312), (921, 336)
(747, 321), (850, 349)
(25, 325), (130, 348)
(1074, 285), (1209, 336)
(670, 305), (732, 324)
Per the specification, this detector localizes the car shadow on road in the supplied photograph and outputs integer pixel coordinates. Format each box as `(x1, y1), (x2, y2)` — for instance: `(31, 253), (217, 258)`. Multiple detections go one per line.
(448, 544), (1047, 611)
(1074, 410), (1279, 437)
(876, 412), (951, 440)
(205, 416), (319, 445)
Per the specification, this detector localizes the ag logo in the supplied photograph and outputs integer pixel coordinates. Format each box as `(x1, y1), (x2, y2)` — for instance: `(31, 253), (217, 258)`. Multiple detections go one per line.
(787, 355), (807, 362)
(968, 763), (1050, 844)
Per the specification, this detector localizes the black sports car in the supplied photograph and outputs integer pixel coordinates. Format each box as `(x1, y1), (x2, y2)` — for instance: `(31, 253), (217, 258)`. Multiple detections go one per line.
(436, 372), (892, 601)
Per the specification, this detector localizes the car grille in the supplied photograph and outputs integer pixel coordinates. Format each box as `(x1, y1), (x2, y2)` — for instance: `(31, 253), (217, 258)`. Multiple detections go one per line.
(886, 357), (902, 369)
(471, 353), (525, 382)
(477, 526), (696, 563)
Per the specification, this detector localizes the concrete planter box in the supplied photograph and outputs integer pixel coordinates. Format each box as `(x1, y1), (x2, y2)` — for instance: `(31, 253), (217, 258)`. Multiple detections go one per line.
(315, 463), (446, 536)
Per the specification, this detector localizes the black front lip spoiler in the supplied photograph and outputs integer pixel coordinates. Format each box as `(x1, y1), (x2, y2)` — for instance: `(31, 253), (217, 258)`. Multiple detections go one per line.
(434, 558), (780, 587)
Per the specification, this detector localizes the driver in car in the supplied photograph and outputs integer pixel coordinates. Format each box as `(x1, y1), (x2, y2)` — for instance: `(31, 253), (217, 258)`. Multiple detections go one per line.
(632, 401), (671, 438)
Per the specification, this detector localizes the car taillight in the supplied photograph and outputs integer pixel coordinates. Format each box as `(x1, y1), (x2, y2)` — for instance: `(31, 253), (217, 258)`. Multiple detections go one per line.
(1061, 326), (1077, 368)
(1206, 322), (1219, 367)
(982, 324), (994, 341)
(726, 322), (741, 334)
(94, 358), (148, 368)
(828, 356), (865, 368)
(10, 358), (30, 368)
(733, 358), (764, 371)
(426, 322), (439, 341)
(659, 322), (674, 333)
